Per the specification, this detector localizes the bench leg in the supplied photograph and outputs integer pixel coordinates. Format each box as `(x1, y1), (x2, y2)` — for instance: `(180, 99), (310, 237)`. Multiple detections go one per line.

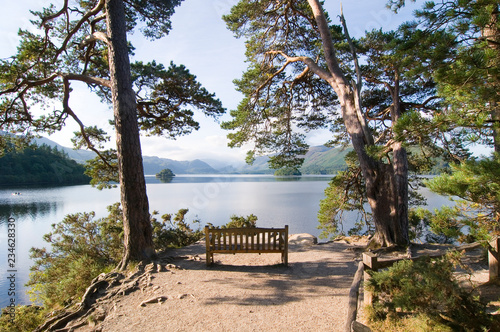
(206, 252), (213, 266)
(282, 251), (288, 266)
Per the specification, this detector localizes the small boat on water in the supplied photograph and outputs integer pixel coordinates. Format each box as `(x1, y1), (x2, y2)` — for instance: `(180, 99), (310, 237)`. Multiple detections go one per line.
(11, 192), (21, 196)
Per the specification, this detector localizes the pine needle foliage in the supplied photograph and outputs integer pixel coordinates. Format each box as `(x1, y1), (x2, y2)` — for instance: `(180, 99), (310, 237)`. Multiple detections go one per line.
(24, 204), (202, 312)
(425, 154), (500, 243)
(366, 251), (493, 331)
(0, 305), (45, 332)
(26, 203), (124, 309)
(151, 208), (203, 249)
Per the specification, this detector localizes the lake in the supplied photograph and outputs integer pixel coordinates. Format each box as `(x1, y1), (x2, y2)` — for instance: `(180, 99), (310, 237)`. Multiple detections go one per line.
(0, 174), (454, 308)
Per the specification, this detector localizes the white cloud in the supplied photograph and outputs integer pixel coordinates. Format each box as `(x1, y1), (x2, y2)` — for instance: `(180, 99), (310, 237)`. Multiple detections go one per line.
(140, 131), (247, 163)
(205, 135), (229, 147)
(306, 129), (333, 147)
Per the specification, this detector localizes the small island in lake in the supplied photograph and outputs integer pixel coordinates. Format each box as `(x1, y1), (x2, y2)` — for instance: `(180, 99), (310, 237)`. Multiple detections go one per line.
(155, 168), (175, 182)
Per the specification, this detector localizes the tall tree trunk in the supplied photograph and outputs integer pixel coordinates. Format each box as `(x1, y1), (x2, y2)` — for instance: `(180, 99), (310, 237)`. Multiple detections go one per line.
(345, 92), (407, 247)
(105, 0), (154, 269)
(308, 0), (409, 247)
(392, 143), (409, 243)
(389, 69), (409, 245)
(483, 5), (500, 225)
(367, 163), (400, 246)
(483, 5), (500, 152)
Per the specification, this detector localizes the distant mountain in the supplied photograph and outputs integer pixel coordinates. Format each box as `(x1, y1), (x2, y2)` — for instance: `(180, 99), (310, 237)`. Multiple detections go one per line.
(30, 136), (218, 174)
(142, 156), (218, 175)
(34, 137), (220, 174)
(223, 146), (350, 174)
(142, 145), (350, 175)
(33, 136), (97, 164)
(202, 158), (244, 171)
(1, 132), (350, 175)
(233, 155), (274, 174)
(32, 138), (218, 174)
(300, 146), (350, 174)
(0, 131), (97, 164)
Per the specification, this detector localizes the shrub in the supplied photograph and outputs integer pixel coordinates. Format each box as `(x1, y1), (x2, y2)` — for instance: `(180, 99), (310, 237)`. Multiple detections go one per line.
(25, 203), (202, 312)
(3, 203), (204, 332)
(151, 208), (203, 248)
(224, 214), (258, 228)
(365, 251), (492, 331)
(26, 203), (123, 309)
(206, 214), (258, 229)
(0, 305), (45, 332)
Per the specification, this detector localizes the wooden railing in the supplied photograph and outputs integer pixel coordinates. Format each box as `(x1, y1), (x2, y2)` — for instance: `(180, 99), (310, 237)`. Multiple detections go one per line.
(345, 236), (500, 332)
(204, 225), (288, 266)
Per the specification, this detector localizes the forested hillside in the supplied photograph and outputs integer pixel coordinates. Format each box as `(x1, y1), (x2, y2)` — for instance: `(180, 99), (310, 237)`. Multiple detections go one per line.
(233, 146), (351, 174)
(0, 144), (91, 186)
(300, 146), (351, 174)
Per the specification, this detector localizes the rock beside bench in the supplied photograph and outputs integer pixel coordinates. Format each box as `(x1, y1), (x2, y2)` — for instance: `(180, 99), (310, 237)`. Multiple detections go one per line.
(288, 233), (318, 246)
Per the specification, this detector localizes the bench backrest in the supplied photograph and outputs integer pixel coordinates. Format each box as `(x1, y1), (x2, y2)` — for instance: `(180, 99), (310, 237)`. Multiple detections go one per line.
(205, 225), (288, 253)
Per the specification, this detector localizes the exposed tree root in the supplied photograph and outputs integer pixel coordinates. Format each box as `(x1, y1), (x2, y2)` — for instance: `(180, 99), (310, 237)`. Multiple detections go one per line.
(34, 260), (176, 331)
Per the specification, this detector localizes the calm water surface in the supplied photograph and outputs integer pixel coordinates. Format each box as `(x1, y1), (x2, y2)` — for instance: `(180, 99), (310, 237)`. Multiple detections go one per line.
(0, 174), (455, 308)
(0, 175), (333, 308)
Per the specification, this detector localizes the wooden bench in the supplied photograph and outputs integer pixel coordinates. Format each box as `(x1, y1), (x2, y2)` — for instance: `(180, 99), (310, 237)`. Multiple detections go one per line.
(205, 225), (288, 266)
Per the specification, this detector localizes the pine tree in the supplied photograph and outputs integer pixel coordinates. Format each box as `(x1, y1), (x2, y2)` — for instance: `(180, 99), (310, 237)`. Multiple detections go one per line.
(0, 0), (225, 268)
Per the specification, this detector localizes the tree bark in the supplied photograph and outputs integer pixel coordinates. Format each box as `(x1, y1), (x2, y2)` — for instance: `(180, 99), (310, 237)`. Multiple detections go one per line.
(308, 0), (409, 247)
(105, 0), (154, 268)
(482, 5), (500, 152)
(391, 70), (409, 245)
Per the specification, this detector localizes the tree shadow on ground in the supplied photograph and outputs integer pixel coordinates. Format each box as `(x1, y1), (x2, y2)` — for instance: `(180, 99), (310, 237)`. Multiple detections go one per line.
(159, 241), (360, 307)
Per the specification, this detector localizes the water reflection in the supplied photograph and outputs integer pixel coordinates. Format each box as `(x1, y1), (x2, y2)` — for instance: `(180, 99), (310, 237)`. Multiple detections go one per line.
(0, 175), (456, 309)
(0, 201), (60, 223)
(145, 174), (332, 184)
(0, 199), (64, 309)
(156, 176), (174, 183)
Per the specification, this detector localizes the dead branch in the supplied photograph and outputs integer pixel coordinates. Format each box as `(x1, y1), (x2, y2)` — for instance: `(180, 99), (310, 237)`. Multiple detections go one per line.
(80, 31), (111, 47)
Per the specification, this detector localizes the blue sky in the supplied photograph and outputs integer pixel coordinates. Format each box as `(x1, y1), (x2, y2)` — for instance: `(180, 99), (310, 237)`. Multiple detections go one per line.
(0, 0), (422, 163)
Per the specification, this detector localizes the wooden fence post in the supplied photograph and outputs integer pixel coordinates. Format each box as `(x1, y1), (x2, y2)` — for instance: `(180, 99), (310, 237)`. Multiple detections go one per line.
(489, 236), (499, 282)
(362, 252), (378, 306)
(345, 261), (364, 332)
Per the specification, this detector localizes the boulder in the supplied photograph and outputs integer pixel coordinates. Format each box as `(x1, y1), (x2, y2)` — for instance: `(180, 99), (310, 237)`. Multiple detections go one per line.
(288, 233), (317, 246)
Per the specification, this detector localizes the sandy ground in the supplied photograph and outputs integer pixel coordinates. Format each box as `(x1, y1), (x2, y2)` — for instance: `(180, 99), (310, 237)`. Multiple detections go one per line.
(69, 239), (496, 332)
(92, 240), (363, 332)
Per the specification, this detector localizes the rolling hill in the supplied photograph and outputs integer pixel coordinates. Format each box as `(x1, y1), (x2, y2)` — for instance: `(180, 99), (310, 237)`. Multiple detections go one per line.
(142, 156), (217, 175)
(300, 146), (350, 174)
(2, 133), (349, 175)
(227, 146), (350, 174)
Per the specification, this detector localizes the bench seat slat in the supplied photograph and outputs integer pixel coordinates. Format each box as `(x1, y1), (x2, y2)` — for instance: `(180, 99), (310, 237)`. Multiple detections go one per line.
(205, 226), (288, 266)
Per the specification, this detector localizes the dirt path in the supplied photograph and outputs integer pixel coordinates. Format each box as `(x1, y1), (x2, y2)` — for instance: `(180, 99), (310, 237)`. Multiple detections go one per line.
(90, 240), (362, 332)
(67, 239), (496, 332)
